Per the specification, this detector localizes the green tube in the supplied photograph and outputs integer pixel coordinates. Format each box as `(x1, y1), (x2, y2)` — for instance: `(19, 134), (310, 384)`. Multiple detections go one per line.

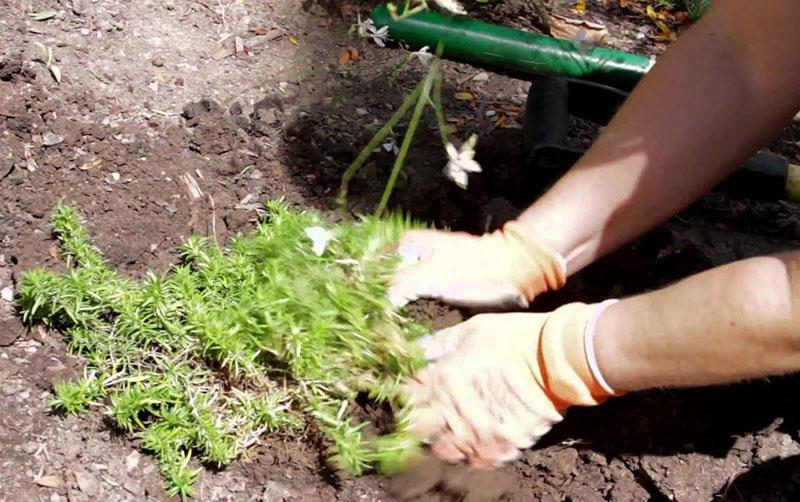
(371, 5), (654, 91)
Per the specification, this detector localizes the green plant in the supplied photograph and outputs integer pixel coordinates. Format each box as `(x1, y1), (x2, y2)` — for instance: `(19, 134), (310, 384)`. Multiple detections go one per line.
(655, 0), (710, 20)
(339, 44), (478, 215)
(19, 200), (427, 498)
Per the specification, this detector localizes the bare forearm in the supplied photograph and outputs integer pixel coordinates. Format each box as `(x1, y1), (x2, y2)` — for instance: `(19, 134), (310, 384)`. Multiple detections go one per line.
(517, 1), (800, 274)
(595, 253), (800, 392)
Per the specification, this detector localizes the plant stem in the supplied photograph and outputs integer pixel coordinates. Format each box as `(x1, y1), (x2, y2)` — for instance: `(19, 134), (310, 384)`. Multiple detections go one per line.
(338, 83), (423, 212)
(430, 58), (449, 149)
(374, 62), (438, 217)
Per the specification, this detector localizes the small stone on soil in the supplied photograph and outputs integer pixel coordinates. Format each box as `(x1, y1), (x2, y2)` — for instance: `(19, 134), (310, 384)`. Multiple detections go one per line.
(21, 441), (39, 454)
(262, 480), (292, 501)
(123, 479), (144, 496)
(74, 470), (99, 496)
(0, 287), (12, 302)
(72, 0), (86, 15)
(41, 132), (64, 147)
(151, 56), (165, 67)
(125, 450), (140, 472)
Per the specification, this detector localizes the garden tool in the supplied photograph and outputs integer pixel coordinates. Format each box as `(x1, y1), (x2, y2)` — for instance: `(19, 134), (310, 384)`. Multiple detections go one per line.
(370, 5), (800, 202)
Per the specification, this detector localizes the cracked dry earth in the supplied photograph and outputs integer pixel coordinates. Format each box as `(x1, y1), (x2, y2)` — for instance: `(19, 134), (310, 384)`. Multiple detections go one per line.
(3, 0), (800, 500)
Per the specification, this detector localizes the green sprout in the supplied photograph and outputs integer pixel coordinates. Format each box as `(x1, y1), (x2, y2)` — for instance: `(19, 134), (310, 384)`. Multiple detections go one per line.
(51, 372), (103, 414)
(19, 200), (428, 497)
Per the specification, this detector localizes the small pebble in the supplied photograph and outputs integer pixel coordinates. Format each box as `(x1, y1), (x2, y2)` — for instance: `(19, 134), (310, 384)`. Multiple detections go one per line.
(151, 55), (165, 67)
(42, 132), (64, 147)
(21, 441), (39, 454)
(355, 108), (368, 116)
(0, 287), (13, 302)
(126, 450), (141, 472)
(74, 470), (99, 496)
(72, 0), (86, 16)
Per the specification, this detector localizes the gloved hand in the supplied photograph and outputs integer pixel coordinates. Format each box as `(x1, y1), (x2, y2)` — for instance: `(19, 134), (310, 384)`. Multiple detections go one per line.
(405, 302), (618, 468)
(388, 221), (567, 309)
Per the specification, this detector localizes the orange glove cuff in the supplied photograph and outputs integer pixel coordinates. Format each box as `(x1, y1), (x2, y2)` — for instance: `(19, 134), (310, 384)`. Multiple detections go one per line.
(501, 221), (567, 301)
(538, 302), (621, 410)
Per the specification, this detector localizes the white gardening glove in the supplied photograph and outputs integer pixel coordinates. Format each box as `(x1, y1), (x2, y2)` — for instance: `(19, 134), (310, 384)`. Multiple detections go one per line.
(405, 302), (619, 468)
(389, 221), (567, 309)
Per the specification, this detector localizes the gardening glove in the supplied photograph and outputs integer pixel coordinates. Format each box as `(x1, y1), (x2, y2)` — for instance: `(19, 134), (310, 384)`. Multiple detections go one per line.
(405, 301), (619, 468)
(388, 221), (567, 309)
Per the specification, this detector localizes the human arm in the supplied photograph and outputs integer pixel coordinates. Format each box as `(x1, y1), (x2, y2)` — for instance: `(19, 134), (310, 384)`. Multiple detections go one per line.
(392, 1), (800, 306)
(597, 252), (800, 391)
(518, 0), (800, 273)
(408, 251), (800, 467)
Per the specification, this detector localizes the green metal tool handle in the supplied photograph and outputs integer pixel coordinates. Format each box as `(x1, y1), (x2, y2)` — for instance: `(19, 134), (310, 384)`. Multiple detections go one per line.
(371, 5), (654, 91)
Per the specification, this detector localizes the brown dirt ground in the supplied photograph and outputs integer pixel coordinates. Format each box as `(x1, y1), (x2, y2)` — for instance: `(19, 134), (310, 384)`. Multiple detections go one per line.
(2, 0), (800, 500)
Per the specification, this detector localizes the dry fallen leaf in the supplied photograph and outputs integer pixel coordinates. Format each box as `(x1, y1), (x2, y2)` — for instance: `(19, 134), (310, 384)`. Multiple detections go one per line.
(575, 0), (586, 14)
(35, 474), (63, 488)
(211, 39), (236, 60)
(337, 47), (360, 65)
(674, 11), (689, 24)
(31, 10), (58, 21)
(496, 102), (520, 113)
(79, 158), (103, 171)
(288, 35), (299, 46)
(181, 172), (203, 200)
(548, 13), (609, 45)
(454, 91), (475, 101)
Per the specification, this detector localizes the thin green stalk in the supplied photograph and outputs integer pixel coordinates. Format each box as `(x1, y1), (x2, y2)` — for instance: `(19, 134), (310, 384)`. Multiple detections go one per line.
(430, 58), (449, 150)
(338, 83), (423, 211)
(375, 62), (439, 217)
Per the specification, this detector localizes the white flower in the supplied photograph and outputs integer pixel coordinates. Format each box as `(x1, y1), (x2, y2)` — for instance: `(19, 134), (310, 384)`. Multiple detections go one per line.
(410, 46), (433, 66)
(304, 226), (334, 256)
(357, 17), (389, 47)
(443, 135), (481, 189)
(431, 0), (466, 15)
(382, 138), (399, 155)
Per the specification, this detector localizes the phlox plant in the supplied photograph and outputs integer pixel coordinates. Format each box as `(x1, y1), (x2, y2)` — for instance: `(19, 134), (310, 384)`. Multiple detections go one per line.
(18, 200), (428, 499)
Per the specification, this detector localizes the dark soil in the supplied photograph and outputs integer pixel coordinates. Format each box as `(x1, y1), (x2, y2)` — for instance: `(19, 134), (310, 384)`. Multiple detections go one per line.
(2, 0), (800, 500)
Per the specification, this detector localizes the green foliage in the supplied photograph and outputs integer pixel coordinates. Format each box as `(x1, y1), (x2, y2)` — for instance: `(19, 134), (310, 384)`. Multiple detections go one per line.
(656, 0), (710, 20)
(19, 200), (427, 497)
(51, 373), (103, 414)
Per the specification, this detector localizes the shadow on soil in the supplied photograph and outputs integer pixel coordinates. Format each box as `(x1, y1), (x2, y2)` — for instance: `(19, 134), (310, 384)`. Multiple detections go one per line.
(721, 454), (800, 501)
